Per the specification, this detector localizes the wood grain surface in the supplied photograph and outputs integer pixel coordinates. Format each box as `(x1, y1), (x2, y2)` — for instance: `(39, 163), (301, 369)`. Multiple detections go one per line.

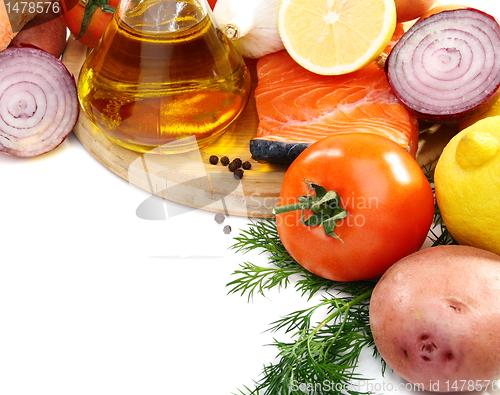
(61, 38), (458, 218)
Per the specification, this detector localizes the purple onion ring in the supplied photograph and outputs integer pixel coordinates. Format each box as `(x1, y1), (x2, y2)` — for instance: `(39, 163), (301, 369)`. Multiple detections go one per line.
(386, 8), (500, 124)
(0, 46), (79, 157)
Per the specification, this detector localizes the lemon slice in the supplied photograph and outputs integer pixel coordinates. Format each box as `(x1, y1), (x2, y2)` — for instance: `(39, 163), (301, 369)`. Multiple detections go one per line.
(278, 0), (397, 75)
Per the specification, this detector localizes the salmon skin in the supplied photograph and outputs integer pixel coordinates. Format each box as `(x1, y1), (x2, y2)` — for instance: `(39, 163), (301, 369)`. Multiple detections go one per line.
(250, 49), (419, 165)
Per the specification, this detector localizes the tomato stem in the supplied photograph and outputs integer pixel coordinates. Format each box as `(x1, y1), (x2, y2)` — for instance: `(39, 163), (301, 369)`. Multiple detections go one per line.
(272, 181), (348, 241)
(76, 0), (116, 40)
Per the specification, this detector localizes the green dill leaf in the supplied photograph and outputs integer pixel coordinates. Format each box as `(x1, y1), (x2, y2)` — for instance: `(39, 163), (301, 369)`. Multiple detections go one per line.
(422, 164), (458, 247)
(228, 218), (337, 301)
(246, 290), (375, 395)
(226, 262), (305, 301)
(295, 272), (338, 300)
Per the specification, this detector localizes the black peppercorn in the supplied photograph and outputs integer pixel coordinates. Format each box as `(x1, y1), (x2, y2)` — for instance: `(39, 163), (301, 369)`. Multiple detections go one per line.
(209, 155), (219, 165)
(233, 168), (244, 179)
(223, 225), (232, 234)
(228, 158), (242, 172)
(214, 213), (225, 224)
(242, 161), (252, 170)
(220, 156), (230, 166)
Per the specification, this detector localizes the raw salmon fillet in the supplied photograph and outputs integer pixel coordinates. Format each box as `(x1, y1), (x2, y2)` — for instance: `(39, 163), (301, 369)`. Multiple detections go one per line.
(251, 37), (419, 164)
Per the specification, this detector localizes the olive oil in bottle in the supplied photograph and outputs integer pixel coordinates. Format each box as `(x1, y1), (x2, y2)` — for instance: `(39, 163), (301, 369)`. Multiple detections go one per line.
(77, 0), (251, 154)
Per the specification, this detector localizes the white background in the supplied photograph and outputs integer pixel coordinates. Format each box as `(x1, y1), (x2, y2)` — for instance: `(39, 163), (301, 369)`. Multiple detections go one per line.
(2, 1), (500, 394)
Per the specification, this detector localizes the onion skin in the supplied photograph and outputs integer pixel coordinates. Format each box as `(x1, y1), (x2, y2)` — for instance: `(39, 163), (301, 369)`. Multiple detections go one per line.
(386, 8), (500, 124)
(0, 47), (79, 157)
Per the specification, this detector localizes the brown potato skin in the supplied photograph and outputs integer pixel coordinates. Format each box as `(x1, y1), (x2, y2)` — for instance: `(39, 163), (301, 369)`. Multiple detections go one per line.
(370, 245), (500, 392)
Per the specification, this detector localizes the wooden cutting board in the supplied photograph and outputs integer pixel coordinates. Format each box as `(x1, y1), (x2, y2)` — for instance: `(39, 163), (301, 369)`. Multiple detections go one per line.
(61, 38), (457, 218)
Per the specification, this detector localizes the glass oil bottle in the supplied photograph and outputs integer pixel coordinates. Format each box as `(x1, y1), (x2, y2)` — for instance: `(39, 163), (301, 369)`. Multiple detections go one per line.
(77, 0), (251, 154)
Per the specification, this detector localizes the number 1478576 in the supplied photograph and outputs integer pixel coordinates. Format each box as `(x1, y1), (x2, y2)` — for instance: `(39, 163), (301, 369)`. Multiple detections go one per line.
(5, 1), (60, 14)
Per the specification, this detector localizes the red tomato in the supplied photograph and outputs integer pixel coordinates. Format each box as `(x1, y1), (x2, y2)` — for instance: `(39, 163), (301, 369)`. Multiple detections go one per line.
(274, 133), (435, 282)
(394, 0), (435, 22)
(61, 0), (118, 48)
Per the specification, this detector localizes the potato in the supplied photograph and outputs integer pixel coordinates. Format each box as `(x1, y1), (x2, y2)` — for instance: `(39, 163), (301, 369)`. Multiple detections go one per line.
(369, 245), (500, 392)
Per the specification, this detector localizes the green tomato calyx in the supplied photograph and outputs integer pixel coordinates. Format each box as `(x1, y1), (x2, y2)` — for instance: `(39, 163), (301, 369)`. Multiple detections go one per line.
(273, 181), (348, 241)
(77, 0), (116, 40)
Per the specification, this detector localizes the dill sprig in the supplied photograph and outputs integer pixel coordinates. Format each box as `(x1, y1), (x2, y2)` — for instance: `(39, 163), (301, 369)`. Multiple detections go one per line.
(229, 219), (379, 395)
(228, 218), (339, 301)
(253, 290), (376, 395)
(423, 164), (458, 247)
(429, 213), (457, 246)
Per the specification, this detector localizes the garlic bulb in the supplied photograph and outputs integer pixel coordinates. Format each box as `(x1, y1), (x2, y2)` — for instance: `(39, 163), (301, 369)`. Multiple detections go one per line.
(212, 0), (284, 58)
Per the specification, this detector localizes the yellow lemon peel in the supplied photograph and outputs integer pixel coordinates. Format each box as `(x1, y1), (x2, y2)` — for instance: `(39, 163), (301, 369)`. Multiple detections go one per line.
(455, 131), (500, 169)
(435, 116), (500, 255)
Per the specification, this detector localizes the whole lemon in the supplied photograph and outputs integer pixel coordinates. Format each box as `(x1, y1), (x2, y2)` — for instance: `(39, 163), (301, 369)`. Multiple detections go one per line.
(435, 116), (500, 255)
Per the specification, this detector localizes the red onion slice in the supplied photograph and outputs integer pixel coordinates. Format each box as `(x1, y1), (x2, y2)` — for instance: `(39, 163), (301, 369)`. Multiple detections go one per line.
(0, 47), (79, 157)
(386, 8), (500, 124)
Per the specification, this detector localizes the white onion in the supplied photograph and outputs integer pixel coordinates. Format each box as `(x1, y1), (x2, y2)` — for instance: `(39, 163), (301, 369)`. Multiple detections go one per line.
(0, 46), (79, 157)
